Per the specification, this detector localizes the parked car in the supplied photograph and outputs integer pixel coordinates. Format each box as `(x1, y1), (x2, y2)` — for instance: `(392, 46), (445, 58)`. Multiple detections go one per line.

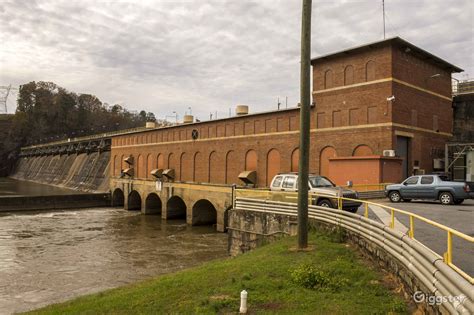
(385, 175), (474, 205)
(269, 173), (362, 212)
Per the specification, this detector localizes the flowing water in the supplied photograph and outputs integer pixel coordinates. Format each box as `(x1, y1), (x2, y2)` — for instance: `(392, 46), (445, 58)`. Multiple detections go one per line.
(0, 208), (228, 314)
(11, 152), (110, 192)
(0, 177), (81, 196)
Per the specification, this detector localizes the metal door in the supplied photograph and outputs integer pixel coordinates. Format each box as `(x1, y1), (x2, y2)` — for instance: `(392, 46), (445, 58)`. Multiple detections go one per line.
(396, 136), (409, 179)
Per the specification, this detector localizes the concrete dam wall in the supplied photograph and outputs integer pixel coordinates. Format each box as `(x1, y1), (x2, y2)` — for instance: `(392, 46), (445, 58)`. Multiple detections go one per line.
(11, 151), (110, 192)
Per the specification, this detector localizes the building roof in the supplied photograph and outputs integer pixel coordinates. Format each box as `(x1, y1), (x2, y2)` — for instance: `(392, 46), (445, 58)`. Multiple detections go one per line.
(311, 37), (463, 73)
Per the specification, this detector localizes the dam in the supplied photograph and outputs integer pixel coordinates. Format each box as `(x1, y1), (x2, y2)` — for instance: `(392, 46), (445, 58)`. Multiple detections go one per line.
(2, 137), (113, 212)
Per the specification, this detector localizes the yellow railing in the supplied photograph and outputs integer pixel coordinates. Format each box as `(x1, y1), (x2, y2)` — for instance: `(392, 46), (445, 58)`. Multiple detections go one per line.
(235, 189), (474, 284)
(340, 183), (390, 192)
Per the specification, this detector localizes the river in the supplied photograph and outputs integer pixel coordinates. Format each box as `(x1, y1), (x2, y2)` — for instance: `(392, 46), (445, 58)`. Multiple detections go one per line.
(0, 207), (228, 314)
(0, 177), (82, 196)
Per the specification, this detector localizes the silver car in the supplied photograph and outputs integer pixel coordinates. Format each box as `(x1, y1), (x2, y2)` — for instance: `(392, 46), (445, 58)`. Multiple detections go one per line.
(270, 173), (362, 213)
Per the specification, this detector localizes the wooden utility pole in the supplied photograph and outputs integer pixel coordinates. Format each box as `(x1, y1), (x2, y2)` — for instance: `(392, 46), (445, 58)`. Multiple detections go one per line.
(297, 0), (312, 249)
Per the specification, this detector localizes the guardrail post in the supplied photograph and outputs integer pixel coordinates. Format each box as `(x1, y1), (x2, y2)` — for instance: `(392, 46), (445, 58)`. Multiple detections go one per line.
(364, 202), (369, 218)
(390, 209), (394, 229)
(409, 215), (414, 238)
(444, 231), (453, 265)
(338, 196), (342, 210)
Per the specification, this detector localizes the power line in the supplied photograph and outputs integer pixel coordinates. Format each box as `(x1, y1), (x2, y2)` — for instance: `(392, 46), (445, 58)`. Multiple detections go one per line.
(0, 85), (14, 114)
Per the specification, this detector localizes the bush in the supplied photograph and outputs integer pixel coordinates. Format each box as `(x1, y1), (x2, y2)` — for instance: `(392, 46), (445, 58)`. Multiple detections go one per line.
(290, 264), (350, 291)
(290, 264), (330, 289)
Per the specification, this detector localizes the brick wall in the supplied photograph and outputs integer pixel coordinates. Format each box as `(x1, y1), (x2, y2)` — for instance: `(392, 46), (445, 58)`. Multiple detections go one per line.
(111, 39), (457, 186)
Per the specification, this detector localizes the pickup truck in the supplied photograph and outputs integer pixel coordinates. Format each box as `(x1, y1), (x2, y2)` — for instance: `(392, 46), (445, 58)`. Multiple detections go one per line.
(385, 175), (474, 205)
(270, 173), (362, 212)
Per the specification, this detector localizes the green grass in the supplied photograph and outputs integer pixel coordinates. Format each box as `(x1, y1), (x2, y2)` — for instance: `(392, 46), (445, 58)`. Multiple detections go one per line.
(26, 231), (408, 314)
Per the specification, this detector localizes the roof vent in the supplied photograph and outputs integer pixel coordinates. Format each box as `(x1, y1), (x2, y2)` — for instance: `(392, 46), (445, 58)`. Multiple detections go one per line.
(162, 168), (175, 180)
(146, 121), (156, 128)
(183, 115), (194, 124)
(238, 170), (257, 186)
(122, 168), (134, 177)
(150, 168), (163, 178)
(236, 105), (249, 116)
(124, 156), (134, 165)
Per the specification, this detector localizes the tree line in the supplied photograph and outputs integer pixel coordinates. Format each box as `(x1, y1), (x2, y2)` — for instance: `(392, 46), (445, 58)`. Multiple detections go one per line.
(1, 81), (164, 175)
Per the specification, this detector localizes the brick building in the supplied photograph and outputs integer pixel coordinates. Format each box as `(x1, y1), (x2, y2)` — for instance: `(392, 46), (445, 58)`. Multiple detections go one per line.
(110, 37), (462, 187)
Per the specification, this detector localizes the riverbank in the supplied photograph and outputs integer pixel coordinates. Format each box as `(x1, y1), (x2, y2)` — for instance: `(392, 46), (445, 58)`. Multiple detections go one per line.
(26, 231), (409, 314)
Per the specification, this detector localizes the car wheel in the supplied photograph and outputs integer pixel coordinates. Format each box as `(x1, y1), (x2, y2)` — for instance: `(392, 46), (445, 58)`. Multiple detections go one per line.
(439, 192), (454, 205)
(388, 191), (401, 203)
(454, 199), (464, 205)
(317, 199), (333, 208)
(403, 199), (411, 202)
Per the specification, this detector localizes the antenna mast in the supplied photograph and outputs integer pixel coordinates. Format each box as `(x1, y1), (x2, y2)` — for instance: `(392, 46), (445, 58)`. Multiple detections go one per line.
(382, 0), (386, 39)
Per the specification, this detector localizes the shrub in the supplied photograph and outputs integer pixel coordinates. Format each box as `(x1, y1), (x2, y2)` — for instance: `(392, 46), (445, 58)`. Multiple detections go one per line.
(290, 264), (330, 289)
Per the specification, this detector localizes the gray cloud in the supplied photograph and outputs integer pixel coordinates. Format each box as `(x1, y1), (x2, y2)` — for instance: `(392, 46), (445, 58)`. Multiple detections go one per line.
(0, 0), (472, 120)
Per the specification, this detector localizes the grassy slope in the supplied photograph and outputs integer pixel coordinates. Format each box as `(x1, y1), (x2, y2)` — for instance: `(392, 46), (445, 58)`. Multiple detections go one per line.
(27, 232), (407, 314)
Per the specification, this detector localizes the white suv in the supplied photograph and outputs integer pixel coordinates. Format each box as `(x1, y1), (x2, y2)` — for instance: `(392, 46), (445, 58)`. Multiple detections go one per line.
(269, 173), (361, 213)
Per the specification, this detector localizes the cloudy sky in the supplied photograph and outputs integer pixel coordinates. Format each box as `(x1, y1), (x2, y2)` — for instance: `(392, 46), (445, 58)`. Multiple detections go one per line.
(1, 0), (472, 121)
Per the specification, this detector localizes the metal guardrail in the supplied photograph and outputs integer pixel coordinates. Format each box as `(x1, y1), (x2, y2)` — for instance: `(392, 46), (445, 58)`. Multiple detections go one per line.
(234, 197), (473, 314)
(22, 127), (148, 150)
(234, 189), (474, 285)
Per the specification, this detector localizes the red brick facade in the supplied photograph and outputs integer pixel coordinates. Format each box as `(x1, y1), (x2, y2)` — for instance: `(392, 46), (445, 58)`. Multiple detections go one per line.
(110, 37), (461, 186)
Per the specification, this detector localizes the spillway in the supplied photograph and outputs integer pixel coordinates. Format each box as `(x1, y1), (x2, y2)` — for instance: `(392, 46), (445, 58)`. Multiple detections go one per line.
(11, 151), (110, 192)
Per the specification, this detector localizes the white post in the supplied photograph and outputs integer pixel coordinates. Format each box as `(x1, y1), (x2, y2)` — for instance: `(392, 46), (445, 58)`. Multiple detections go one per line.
(239, 290), (248, 314)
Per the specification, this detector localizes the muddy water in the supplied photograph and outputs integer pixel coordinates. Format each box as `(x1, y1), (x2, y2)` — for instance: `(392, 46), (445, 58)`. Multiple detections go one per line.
(0, 177), (81, 196)
(0, 208), (228, 314)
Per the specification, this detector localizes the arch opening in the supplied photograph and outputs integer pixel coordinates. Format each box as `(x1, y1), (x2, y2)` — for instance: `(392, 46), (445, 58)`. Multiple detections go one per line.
(112, 188), (124, 207)
(145, 193), (162, 214)
(319, 146), (337, 177)
(192, 199), (217, 227)
(353, 145), (374, 156)
(128, 190), (142, 211)
(166, 196), (187, 219)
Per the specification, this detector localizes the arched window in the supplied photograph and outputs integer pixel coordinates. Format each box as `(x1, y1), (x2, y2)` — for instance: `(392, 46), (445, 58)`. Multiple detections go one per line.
(137, 154), (144, 178)
(180, 152), (192, 181)
(366, 60), (376, 81)
(157, 153), (164, 169)
(266, 149), (281, 186)
(353, 145), (374, 156)
(225, 150), (239, 184)
(291, 148), (299, 172)
(319, 146), (337, 177)
(193, 152), (204, 182)
(168, 153), (175, 169)
(324, 70), (333, 89)
(113, 155), (117, 176)
(146, 154), (153, 179)
(344, 65), (354, 85)
(245, 150), (258, 171)
(208, 151), (221, 183)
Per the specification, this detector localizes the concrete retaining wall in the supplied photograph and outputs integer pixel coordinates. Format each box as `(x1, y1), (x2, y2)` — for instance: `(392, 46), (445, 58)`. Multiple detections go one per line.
(228, 208), (472, 314)
(0, 193), (110, 212)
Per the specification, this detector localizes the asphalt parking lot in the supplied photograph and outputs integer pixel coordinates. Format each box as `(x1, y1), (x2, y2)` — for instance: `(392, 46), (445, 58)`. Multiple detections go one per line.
(359, 198), (474, 278)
